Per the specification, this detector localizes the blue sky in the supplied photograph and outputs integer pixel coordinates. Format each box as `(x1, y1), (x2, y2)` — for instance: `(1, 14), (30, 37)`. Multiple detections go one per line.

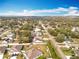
(0, 0), (79, 16)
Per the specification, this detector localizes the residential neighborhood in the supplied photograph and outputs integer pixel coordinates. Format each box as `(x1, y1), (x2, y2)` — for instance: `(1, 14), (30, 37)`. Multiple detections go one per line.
(0, 0), (79, 59)
(0, 16), (79, 59)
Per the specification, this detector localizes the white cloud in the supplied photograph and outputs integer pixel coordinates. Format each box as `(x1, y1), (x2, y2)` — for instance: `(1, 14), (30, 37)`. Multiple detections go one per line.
(0, 10), (34, 16)
(0, 6), (79, 16)
(30, 7), (67, 13)
(64, 7), (79, 16)
(69, 6), (78, 10)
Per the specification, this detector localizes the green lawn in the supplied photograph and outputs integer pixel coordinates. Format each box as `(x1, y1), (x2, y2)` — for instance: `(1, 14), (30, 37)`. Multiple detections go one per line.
(47, 41), (60, 59)
(17, 54), (24, 59)
(3, 51), (10, 59)
(37, 55), (46, 59)
(61, 48), (74, 56)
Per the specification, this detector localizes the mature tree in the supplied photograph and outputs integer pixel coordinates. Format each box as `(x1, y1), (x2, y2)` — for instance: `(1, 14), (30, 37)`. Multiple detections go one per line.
(70, 32), (79, 39)
(48, 29), (58, 36)
(56, 34), (65, 43)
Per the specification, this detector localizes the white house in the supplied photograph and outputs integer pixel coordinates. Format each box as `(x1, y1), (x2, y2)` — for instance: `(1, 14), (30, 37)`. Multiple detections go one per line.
(0, 54), (3, 59)
(71, 27), (79, 32)
(10, 56), (17, 59)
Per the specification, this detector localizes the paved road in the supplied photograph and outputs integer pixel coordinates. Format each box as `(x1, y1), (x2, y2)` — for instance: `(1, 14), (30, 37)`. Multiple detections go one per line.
(0, 43), (31, 46)
(0, 42), (46, 46)
(57, 43), (79, 47)
(39, 21), (66, 59)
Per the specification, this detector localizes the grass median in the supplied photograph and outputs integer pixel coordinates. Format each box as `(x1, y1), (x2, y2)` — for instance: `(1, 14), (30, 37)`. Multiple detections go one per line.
(47, 41), (61, 59)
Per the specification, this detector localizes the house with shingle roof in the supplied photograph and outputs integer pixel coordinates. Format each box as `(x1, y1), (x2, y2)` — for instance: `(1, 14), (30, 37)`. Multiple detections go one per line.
(10, 45), (23, 59)
(10, 45), (23, 55)
(23, 48), (43, 59)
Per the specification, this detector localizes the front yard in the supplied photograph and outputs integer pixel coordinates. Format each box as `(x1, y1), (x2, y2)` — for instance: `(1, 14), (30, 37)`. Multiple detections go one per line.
(61, 47), (74, 56)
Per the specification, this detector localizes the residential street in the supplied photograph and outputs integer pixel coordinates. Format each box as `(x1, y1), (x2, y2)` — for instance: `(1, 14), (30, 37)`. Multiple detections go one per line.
(0, 43), (31, 46)
(39, 21), (66, 59)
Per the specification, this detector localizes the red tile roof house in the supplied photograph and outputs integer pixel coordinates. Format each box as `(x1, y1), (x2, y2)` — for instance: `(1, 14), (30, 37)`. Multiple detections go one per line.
(23, 48), (43, 59)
